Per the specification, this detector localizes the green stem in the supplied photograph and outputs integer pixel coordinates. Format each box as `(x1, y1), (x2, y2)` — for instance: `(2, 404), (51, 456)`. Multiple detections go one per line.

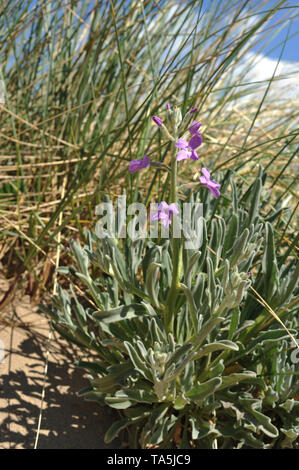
(170, 148), (178, 204)
(165, 142), (181, 334)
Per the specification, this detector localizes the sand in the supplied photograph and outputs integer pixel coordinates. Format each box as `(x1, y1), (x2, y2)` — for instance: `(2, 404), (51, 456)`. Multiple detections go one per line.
(0, 279), (120, 449)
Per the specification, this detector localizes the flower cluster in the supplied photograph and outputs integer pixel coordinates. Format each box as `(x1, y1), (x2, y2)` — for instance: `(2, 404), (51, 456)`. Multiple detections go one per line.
(175, 121), (202, 161)
(128, 104), (221, 226)
(149, 201), (179, 228)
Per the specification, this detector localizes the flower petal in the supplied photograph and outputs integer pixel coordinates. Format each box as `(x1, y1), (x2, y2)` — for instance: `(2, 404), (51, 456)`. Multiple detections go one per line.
(201, 167), (210, 181)
(189, 121), (201, 135)
(175, 138), (189, 150)
(156, 201), (169, 211)
(141, 155), (151, 168)
(150, 201), (174, 227)
(176, 150), (189, 161)
(208, 185), (221, 199)
(190, 149), (199, 160)
(129, 160), (141, 173)
(168, 203), (179, 215)
(208, 179), (221, 189)
(162, 216), (171, 228)
(189, 134), (202, 150)
(129, 155), (150, 173)
(149, 211), (160, 221)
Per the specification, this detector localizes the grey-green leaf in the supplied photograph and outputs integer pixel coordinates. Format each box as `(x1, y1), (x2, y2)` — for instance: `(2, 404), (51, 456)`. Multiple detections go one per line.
(185, 377), (222, 401)
(93, 303), (147, 323)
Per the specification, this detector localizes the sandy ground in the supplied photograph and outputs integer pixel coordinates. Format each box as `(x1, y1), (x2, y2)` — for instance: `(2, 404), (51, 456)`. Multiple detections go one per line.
(0, 278), (120, 449)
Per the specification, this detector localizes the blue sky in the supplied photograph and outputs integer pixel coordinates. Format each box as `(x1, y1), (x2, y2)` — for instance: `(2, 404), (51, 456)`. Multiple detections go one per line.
(201, 0), (299, 62)
(251, 0), (299, 62)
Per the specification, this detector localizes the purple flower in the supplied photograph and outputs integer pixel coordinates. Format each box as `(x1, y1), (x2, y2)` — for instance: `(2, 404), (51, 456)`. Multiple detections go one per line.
(152, 116), (163, 126)
(149, 201), (179, 228)
(199, 168), (221, 199)
(129, 155), (150, 173)
(189, 107), (198, 114)
(166, 103), (171, 110)
(175, 133), (202, 161)
(189, 120), (201, 135)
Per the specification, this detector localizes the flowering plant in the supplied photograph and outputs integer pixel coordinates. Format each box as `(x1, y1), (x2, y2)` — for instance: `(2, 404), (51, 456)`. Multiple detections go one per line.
(41, 103), (299, 449)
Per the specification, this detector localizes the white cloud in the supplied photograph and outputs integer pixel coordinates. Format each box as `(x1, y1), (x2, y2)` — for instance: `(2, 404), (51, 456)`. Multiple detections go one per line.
(242, 51), (299, 100)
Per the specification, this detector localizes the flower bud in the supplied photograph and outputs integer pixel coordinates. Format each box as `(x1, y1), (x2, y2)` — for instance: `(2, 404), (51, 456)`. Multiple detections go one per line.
(152, 116), (163, 126)
(174, 107), (182, 128)
(153, 112), (175, 141)
(166, 105), (182, 134)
